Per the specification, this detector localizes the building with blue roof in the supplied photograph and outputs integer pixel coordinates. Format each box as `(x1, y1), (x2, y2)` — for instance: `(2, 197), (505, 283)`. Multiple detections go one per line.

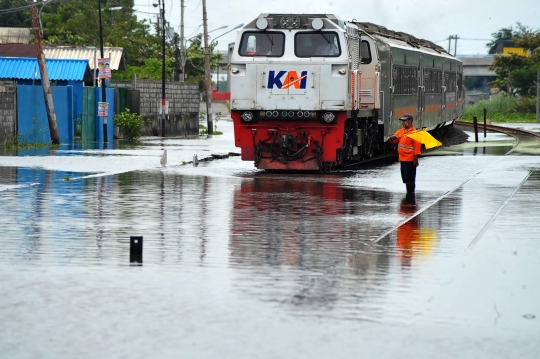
(0, 57), (93, 85)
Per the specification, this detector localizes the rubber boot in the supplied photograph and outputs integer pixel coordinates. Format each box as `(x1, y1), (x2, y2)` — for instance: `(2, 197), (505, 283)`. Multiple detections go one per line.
(406, 181), (415, 193)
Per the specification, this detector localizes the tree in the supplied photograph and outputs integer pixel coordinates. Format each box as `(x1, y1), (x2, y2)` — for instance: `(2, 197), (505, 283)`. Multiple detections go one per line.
(39, 0), (160, 68)
(489, 25), (540, 97)
(485, 22), (530, 54)
(0, 0), (31, 27)
(183, 34), (223, 90)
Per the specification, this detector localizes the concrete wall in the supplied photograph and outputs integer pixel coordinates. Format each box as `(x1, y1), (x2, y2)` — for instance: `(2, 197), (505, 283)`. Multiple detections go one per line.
(113, 79), (200, 137)
(0, 85), (16, 147)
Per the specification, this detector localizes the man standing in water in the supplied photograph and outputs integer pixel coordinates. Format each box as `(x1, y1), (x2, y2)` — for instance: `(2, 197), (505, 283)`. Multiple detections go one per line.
(389, 113), (421, 193)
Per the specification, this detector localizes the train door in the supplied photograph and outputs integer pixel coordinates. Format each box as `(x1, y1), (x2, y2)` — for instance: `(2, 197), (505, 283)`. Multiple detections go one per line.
(358, 36), (376, 108)
(441, 61), (447, 121)
(417, 57), (425, 128)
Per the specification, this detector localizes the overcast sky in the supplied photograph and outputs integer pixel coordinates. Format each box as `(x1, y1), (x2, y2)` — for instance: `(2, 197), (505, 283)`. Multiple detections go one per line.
(133, 0), (539, 56)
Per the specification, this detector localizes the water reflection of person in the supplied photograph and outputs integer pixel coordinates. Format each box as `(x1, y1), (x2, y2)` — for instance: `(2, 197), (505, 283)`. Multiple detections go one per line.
(396, 193), (418, 268)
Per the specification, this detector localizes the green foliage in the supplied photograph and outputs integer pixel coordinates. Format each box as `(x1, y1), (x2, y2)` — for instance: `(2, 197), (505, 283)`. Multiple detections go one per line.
(113, 57), (174, 81)
(488, 24), (540, 97)
(0, 0), (31, 27)
(486, 23), (530, 54)
(462, 95), (538, 122)
(513, 97), (538, 113)
(114, 109), (144, 140)
(184, 34), (223, 90)
(38, 0), (161, 69)
(5, 0), (223, 87)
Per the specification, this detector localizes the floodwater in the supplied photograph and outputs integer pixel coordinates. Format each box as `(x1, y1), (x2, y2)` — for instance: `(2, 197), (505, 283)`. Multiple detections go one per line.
(1, 120), (540, 358)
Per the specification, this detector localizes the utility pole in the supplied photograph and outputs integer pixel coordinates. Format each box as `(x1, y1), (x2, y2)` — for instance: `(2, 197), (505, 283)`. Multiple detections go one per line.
(448, 35), (459, 56)
(160, 0), (166, 137)
(202, 0), (213, 134)
(174, 34), (180, 81)
(180, 0), (186, 82)
(98, 0), (108, 143)
(536, 69), (540, 123)
(28, 0), (59, 145)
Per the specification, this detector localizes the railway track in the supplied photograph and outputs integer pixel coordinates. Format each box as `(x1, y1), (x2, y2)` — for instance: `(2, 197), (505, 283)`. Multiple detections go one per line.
(346, 121), (540, 169)
(455, 120), (540, 154)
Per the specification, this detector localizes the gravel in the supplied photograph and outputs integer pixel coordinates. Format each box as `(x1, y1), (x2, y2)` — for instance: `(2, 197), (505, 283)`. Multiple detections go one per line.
(434, 125), (469, 147)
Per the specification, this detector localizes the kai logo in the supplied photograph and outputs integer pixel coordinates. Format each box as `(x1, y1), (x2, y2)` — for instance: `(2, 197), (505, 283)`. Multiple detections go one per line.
(267, 70), (308, 89)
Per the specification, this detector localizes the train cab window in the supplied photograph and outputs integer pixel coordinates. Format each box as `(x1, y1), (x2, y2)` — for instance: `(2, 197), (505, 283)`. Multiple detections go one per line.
(295, 32), (341, 57)
(360, 40), (372, 64)
(238, 31), (285, 57)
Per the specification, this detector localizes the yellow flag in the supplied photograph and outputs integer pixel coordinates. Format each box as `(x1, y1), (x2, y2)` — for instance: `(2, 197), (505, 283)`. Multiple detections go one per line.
(405, 129), (442, 149)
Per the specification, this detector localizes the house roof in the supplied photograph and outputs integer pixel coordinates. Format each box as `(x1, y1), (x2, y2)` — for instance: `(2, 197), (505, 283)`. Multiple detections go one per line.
(0, 43), (36, 57)
(0, 57), (91, 81)
(0, 44), (125, 71)
(43, 46), (126, 71)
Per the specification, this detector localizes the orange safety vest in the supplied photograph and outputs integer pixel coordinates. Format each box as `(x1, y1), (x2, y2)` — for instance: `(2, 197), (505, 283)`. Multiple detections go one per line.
(390, 126), (421, 162)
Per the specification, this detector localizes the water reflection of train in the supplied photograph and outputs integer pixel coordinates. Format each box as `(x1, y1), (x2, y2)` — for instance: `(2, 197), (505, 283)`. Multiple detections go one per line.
(230, 175), (393, 269)
(230, 14), (464, 170)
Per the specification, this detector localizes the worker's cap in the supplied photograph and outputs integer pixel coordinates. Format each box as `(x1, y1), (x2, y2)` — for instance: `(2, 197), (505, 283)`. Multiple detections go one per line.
(399, 113), (413, 121)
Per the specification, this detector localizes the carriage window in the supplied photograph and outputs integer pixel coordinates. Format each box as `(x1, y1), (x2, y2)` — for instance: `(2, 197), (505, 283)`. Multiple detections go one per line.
(360, 40), (371, 64)
(238, 31), (285, 57)
(394, 66), (417, 95)
(425, 69), (442, 93)
(295, 32), (341, 57)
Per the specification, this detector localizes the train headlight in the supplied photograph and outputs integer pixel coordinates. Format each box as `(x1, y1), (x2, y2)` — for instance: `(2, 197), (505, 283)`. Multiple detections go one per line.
(241, 111), (254, 122)
(323, 112), (335, 123)
(312, 18), (324, 30)
(256, 18), (268, 30)
(280, 16), (300, 29)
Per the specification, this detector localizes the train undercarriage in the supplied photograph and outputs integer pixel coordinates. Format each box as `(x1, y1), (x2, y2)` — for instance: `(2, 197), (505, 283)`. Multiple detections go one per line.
(235, 110), (393, 172)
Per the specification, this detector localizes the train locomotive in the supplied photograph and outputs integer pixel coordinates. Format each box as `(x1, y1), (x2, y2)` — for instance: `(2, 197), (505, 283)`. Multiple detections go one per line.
(229, 14), (464, 171)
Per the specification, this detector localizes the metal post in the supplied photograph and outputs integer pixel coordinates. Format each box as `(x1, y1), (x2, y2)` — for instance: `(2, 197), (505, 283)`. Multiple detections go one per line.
(29, 0), (59, 145)
(216, 64), (220, 92)
(98, 0), (108, 143)
(202, 0), (213, 134)
(161, 0), (166, 137)
(130, 236), (143, 264)
(174, 34), (180, 81)
(180, 0), (186, 82)
(448, 36), (451, 53)
(473, 116), (478, 143)
(483, 108), (487, 137)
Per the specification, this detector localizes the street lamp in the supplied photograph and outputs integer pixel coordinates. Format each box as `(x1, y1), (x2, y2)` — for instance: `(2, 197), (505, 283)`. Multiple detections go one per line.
(159, 0), (166, 137)
(202, 19), (243, 134)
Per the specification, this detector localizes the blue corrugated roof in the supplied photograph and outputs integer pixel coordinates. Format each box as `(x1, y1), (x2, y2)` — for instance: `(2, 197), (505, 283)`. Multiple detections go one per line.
(0, 57), (89, 81)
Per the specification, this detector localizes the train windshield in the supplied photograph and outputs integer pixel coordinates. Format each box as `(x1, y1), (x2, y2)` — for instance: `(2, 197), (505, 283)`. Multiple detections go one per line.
(295, 32), (341, 57)
(238, 31), (285, 57)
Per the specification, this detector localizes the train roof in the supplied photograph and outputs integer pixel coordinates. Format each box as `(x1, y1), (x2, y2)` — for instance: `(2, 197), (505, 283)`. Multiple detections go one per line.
(352, 22), (449, 55)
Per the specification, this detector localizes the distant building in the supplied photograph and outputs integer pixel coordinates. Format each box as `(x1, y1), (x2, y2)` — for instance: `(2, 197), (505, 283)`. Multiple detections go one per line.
(458, 55), (497, 102)
(0, 44), (125, 86)
(0, 27), (33, 44)
(495, 39), (530, 57)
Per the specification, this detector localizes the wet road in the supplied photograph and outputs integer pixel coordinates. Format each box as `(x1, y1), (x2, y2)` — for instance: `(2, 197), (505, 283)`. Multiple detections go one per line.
(1, 120), (540, 358)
